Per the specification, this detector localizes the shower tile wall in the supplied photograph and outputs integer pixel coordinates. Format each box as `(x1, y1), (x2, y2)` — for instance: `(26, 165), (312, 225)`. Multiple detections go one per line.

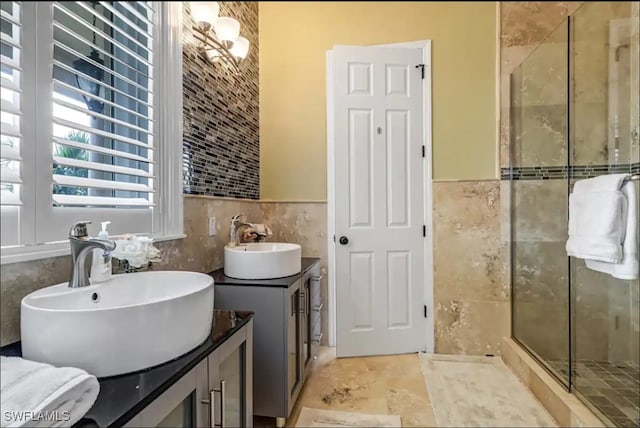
(504, 1), (640, 426)
(571, 2), (636, 166)
(570, 0), (639, 375)
(500, 5), (584, 371)
(500, 1), (584, 169)
(509, 18), (573, 373)
(502, 1), (639, 376)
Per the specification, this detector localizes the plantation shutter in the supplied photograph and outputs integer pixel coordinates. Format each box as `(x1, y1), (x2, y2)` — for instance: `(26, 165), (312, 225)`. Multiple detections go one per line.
(50, 1), (155, 208)
(0, 1), (23, 246)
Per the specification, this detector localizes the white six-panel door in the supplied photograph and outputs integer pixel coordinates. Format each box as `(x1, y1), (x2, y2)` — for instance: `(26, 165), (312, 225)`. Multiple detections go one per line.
(330, 46), (426, 357)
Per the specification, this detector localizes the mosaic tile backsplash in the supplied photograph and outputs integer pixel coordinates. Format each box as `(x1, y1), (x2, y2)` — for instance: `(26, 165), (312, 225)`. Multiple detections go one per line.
(501, 162), (640, 180)
(182, 2), (260, 199)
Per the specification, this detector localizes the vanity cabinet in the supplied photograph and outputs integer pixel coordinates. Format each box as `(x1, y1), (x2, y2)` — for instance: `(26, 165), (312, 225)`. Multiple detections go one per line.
(213, 259), (321, 422)
(124, 319), (253, 428)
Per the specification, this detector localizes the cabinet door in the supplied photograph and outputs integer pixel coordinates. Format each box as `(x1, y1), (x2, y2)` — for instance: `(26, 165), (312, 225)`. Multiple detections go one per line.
(302, 275), (312, 369)
(208, 322), (253, 428)
(134, 360), (208, 427)
(310, 267), (323, 356)
(287, 283), (303, 405)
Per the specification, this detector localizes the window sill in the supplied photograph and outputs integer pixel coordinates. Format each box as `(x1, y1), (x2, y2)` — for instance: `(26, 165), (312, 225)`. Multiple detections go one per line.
(0, 233), (186, 266)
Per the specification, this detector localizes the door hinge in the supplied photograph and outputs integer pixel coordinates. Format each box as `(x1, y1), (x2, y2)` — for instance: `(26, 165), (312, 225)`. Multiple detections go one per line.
(422, 145), (425, 158)
(415, 64), (425, 79)
(422, 225), (426, 237)
(424, 305), (428, 318)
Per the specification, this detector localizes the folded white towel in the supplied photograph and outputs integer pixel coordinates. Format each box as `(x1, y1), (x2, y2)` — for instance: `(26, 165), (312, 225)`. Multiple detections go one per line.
(1, 356), (99, 428)
(566, 174), (629, 263)
(242, 223), (273, 241)
(250, 223), (272, 237)
(585, 180), (638, 280)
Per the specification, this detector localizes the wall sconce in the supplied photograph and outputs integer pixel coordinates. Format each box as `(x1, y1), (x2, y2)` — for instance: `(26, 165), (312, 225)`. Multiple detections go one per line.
(190, 2), (250, 73)
(73, 49), (105, 113)
(72, 2), (104, 113)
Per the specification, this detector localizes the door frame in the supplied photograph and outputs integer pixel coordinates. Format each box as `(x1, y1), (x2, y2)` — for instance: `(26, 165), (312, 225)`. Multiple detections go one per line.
(326, 40), (434, 353)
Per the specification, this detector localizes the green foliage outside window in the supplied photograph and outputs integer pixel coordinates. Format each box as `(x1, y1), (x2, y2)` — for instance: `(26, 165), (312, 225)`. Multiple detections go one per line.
(52, 130), (89, 195)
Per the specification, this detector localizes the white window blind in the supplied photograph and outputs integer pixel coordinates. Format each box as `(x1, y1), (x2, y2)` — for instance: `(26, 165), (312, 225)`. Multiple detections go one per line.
(0, 1), (183, 262)
(51, 1), (155, 208)
(0, 1), (22, 247)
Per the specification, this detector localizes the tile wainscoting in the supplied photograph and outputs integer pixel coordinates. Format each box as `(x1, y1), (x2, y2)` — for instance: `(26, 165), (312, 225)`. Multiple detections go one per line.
(2, 185), (509, 356)
(432, 179), (510, 355)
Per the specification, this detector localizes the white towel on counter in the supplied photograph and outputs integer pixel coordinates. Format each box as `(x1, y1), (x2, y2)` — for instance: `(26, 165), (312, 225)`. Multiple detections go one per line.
(566, 174), (629, 263)
(0, 356), (99, 428)
(585, 180), (638, 280)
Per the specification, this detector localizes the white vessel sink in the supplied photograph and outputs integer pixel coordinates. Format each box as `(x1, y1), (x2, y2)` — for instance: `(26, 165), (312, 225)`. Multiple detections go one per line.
(21, 271), (214, 378)
(224, 243), (302, 279)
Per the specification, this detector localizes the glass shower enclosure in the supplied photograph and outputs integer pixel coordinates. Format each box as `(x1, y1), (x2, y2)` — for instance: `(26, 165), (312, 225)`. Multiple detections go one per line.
(510, 2), (639, 427)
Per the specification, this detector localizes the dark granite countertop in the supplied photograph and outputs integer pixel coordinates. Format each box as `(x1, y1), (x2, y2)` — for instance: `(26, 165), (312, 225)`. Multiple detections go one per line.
(0, 310), (253, 428)
(210, 257), (320, 288)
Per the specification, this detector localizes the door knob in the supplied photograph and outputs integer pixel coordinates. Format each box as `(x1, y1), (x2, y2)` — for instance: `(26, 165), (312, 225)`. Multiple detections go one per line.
(339, 236), (349, 245)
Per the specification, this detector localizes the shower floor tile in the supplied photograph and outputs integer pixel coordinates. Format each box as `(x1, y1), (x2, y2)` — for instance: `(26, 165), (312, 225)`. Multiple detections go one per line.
(548, 360), (639, 428)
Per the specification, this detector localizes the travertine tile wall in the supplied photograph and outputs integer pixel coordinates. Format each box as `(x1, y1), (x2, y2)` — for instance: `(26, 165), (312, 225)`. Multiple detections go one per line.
(500, 1), (583, 169)
(0, 197), (329, 346)
(502, 1), (640, 367)
(501, 2), (577, 364)
(433, 180), (509, 355)
(260, 202), (329, 340)
(182, 2), (260, 199)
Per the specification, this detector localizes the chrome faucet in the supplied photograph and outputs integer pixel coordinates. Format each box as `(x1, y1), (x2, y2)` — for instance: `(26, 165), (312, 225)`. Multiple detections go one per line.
(229, 214), (253, 247)
(68, 221), (116, 288)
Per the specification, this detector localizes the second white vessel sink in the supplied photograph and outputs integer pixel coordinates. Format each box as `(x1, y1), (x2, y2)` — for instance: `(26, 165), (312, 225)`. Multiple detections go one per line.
(21, 271), (214, 377)
(224, 242), (302, 279)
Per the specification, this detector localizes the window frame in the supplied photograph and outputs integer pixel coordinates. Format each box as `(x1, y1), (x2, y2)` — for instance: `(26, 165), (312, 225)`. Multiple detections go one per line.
(0, 1), (184, 265)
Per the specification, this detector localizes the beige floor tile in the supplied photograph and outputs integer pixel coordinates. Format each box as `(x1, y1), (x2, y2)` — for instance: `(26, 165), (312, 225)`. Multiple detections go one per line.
(287, 348), (432, 427)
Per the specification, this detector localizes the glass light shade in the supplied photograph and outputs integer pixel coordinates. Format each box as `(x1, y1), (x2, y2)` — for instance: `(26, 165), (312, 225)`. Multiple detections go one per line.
(213, 17), (240, 43)
(205, 49), (221, 62)
(230, 36), (250, 59)
(190, 2), (219, 26)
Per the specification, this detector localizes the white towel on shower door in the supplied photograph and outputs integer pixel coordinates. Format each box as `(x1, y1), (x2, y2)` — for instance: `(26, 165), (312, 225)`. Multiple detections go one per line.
(566, 174), (629, 263)
(585, 180), (638, 280)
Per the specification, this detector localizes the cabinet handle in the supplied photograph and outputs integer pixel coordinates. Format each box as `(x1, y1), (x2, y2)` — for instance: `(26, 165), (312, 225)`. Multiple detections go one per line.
(312, 332), (324, 344)
(201, 390), (215, 428)
(299, 292), (306, 314)
(202, 380), (225, 428)
(219, 380), (226, 428)
(291, 294), (296, 316)
(311, 275), (323, 281)
(312, 303), (324, 312)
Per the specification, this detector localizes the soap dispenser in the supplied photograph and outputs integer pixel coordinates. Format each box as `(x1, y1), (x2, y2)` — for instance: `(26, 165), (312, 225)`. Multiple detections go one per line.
(91, 221), (112, 284)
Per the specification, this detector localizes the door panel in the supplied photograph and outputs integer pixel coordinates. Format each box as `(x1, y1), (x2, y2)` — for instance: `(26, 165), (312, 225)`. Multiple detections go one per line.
(332, 46), (426, 357)
(386, 110), (410, 227)
(385, 64), (409, 96)
(348, 109), (373, 227)
(348, 63), (372, 95)
(349, 251), (375, 330)
(387, 251), (410, 328)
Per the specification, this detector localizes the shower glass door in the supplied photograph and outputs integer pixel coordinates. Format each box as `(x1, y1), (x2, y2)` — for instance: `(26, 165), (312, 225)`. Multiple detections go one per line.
(510, 18), (571, 387)
(511, 2), (640, 427)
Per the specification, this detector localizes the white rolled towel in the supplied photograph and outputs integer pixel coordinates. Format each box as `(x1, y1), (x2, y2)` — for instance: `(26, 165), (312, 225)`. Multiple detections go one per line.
(0, 356), (99, 428)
